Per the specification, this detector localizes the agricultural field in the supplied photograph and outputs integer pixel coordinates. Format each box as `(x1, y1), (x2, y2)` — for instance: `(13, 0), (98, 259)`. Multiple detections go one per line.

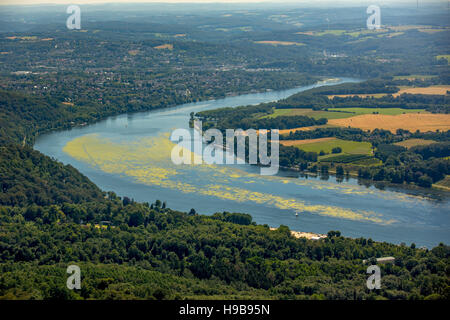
(328, 113), (450, 133)
(393, 85), (450, 96)
(388, 25), (437, 31)
(345, 29), (388, 37)
(290, 138), (373, 156)
(254, 41), (305, 46)
(345, 157), (382, 166)
(264, 108), (352, 120)
(278, 124), (336, 135)
(393, 75), (437, 81)
(300, 28), (393, 37)
(320, 154), (374, 164)
(315, 29), (347, 36)
(295, 26), (447, 41)
(280, 137), (335, 147)
(266, 107), (425, 121)
(327, 85), (450, 99)
(394, 139), (437, 149)
(331, 107), (426, 116)
(154, 44), (174, 50)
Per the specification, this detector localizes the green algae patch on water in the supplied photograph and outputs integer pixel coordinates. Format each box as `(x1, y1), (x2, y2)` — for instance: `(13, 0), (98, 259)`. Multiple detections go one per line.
(63, 133), (397, 225)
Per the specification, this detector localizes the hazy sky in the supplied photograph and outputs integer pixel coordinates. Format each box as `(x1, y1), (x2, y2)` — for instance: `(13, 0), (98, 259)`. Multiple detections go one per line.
(0, 0), (434, 6)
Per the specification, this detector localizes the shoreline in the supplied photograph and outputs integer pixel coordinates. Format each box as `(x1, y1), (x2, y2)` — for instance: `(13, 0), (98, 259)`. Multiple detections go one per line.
(278, 165), (450, 196)
(270, 227), (327, 240)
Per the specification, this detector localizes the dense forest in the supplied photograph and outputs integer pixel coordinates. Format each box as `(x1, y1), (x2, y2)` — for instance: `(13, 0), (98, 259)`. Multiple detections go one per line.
(1, 192), (449, 300)
(0, 145), (104, 207)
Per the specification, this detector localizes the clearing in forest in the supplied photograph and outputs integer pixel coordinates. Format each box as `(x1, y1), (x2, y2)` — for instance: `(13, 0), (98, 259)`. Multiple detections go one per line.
(254, 41), (305, 46)
(154, 44), (173, 50)
(394, 139), (437, 149)
(291, 138), (372, 156)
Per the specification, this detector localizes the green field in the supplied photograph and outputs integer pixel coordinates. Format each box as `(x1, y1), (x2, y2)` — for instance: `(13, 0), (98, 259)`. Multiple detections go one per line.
(393, 75), (437, 80)
(350, 157), (383, 166)
(331, 107), (426, 116)
(320, 154), (374, 164)
(265, 107), (425, 120)
(394, 139), (436, 149)
(315, 29), (347, 36)
(346, 29), (389, 37)
(264, 108), (351, 120)
(310, 111), (352, 119)
(295, 138), (373, 157)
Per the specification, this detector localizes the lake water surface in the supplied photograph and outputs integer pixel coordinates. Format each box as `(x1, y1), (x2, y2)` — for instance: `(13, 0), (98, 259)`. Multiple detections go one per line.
(34, 78), (450, 248)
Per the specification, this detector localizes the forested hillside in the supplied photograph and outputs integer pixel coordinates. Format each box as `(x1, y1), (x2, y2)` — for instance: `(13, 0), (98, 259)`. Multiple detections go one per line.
(0, 145), (104, 206)
(1, 198), (449, 300)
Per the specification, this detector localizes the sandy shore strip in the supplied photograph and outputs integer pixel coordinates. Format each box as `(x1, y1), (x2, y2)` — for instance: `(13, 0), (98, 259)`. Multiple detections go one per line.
(270, 227), (327, 240)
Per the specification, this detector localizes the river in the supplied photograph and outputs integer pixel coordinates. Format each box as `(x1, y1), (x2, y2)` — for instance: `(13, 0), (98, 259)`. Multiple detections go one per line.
(34, 78), (450, 248)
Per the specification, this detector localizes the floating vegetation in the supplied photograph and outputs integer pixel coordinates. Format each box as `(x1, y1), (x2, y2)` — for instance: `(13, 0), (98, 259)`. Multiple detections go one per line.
(62, 133), (412, 225)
